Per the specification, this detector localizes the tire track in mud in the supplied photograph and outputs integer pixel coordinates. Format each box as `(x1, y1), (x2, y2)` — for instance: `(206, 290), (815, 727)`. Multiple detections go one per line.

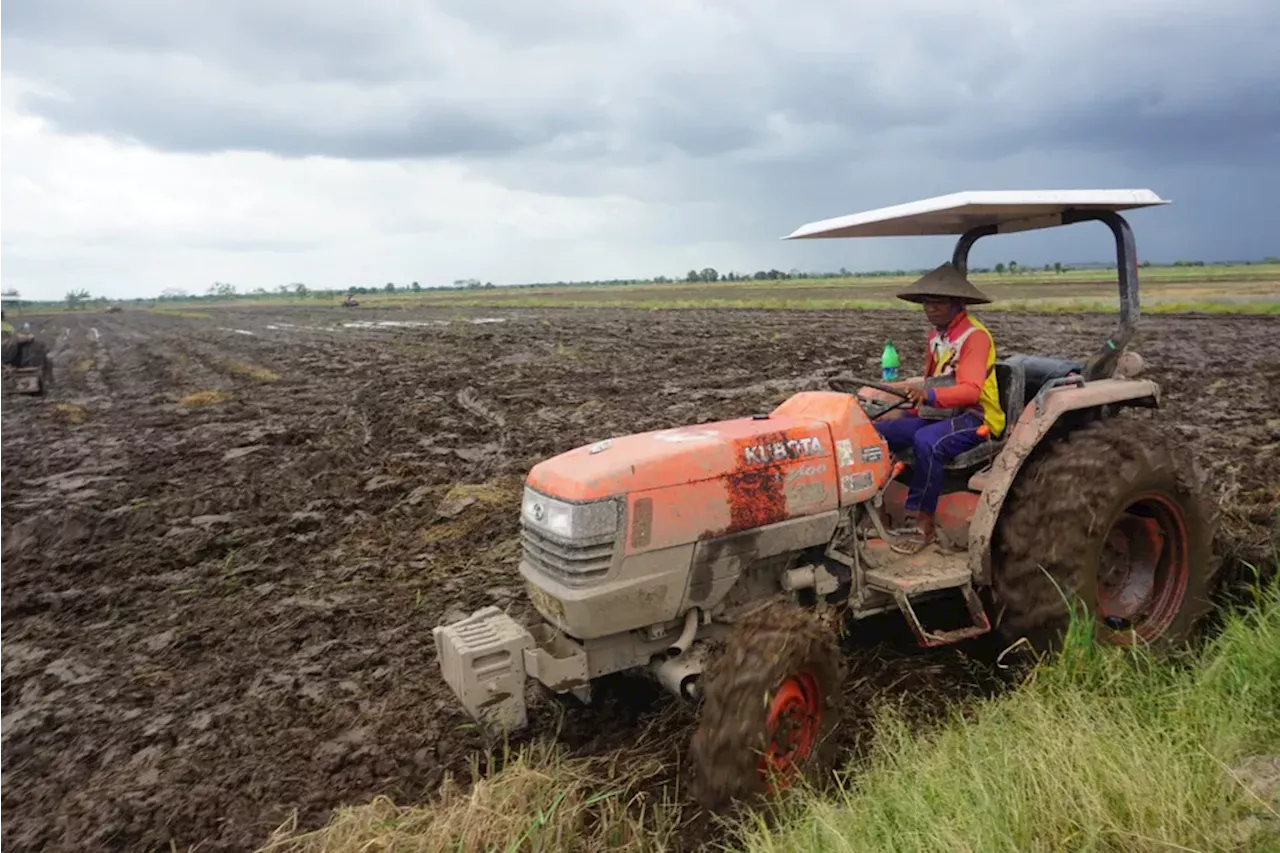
(73, 323), (113, 401)
(2, 306), (1277, 853)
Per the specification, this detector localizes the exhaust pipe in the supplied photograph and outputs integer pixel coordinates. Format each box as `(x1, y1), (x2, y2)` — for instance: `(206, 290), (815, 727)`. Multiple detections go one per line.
(666, 607), (699, 657)
(652, 640), (711, 701)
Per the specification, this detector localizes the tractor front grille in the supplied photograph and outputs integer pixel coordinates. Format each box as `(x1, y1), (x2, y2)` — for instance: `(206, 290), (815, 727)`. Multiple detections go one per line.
(520, 526), (616, 587)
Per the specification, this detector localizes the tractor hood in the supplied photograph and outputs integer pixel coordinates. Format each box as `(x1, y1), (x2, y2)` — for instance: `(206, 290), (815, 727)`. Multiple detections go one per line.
(526, 414), (835, 503)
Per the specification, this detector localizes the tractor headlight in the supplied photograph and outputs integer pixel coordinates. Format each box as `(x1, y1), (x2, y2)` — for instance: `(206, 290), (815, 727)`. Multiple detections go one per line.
(521, 488), (621, 587)
(521, 488), (620, 545)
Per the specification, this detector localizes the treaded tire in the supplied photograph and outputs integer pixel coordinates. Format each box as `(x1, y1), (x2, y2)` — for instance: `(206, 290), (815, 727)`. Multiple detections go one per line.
(688, 601), (844, 812)
(993, 417), (1221, 653)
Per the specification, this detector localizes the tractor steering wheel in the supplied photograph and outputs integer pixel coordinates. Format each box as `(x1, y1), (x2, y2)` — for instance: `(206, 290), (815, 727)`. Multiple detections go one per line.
(830, 376), (911, 399)
(828, 375), (914, 421)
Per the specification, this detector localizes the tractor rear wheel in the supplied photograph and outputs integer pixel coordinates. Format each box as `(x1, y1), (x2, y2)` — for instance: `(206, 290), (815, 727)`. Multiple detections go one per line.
(689, 600), (844, 811)
(993, 418), (1220, 653)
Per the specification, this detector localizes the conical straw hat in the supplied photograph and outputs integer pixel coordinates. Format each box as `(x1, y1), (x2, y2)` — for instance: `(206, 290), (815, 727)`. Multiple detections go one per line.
(896, 262), (992, 305)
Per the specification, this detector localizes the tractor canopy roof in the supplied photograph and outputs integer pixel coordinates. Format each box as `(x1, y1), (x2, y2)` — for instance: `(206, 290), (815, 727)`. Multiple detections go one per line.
(782, 189), (1169, 240)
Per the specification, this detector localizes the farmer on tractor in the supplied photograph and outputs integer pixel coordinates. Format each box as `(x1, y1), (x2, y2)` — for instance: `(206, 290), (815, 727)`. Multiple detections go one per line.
(876, 262), (1006, 553)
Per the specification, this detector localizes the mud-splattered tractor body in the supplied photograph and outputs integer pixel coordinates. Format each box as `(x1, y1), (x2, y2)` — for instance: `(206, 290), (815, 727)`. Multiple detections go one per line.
(434, 190), (1221, 809)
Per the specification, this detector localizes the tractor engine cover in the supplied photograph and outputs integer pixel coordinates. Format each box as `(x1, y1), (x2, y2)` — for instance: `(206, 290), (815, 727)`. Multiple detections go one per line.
(517, 391), (892, 637)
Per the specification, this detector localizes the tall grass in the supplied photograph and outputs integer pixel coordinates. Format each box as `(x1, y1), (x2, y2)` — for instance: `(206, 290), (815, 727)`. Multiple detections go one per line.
(738, 578), (1280, 853)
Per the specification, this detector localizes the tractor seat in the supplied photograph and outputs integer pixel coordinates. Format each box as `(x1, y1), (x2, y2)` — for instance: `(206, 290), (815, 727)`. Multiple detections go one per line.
(890, 360), (1026, 473)
(1002, 353), (1084, 403)
(943, 360), (1025, 470)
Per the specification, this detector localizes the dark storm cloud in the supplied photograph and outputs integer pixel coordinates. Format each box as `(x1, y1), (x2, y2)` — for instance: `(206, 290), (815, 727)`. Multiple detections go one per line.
(5, 0), (1279, 267)
(18, 78), (604, 160)
(12, 0), (1280, 172)
(0, 2), (1008, 162)
(2, 0), (435, 83)
(1034, 87), (1280, 169)
(11, 0), (1278, 171)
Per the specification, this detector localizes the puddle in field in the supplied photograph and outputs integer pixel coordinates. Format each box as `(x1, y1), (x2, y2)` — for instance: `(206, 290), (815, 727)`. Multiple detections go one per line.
(341, 320), (448, 329)
(263, 323), (337, 333)
(340, 318), (508, 330)
(220, 319), (510, 337)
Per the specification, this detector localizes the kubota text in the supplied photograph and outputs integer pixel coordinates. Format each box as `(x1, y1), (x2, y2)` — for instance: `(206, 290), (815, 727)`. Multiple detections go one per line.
(742, 436), (825, 466)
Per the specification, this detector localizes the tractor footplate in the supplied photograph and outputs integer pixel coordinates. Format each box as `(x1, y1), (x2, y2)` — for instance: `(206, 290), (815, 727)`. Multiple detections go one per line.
(863, 551), (970, 595)
(864, 559), (991, 647)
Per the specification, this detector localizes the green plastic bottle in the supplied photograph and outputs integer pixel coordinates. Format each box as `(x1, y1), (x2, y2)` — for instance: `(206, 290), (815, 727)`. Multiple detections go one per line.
(881, 339), (900, 381)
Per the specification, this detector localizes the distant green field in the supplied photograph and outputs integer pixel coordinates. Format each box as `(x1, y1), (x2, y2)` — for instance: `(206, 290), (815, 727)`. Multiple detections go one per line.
(355, 263), (1280, 314)
(16, 263), (1280, 316)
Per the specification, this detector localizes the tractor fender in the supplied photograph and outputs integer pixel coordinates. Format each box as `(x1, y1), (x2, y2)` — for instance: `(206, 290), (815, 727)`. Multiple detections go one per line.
(967, 377), (1160, 584)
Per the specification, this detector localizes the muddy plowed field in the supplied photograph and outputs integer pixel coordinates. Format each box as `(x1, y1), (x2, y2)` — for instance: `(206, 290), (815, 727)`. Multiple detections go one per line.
(3, 306), (1277, 852)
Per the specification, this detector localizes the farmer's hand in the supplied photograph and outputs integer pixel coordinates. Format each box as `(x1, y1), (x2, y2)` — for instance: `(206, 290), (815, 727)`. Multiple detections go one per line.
(903, 380), (929, 406)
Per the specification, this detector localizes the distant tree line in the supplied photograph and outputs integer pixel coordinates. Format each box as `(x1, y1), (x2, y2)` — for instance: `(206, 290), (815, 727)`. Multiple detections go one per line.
(5, 256), (1277, 308)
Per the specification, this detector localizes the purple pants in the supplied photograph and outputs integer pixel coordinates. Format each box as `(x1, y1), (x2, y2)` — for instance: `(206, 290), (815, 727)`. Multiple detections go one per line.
(874, 412), (986, 515)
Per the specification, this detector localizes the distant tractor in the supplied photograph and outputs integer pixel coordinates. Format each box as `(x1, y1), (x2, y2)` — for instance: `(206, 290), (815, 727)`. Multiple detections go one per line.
(0, 302), (53, 394)
(431, 190), (1222, 810)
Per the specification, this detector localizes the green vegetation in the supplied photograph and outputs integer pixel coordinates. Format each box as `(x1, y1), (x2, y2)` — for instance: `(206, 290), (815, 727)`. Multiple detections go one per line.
(383, 296), (1280, 315)
(385, 263), (1278, 313)
(258, 575), (1280, 853)
(6, 261), (1278, 315)
(148, 308), (214, 320)
(740, 578), (1280, 853)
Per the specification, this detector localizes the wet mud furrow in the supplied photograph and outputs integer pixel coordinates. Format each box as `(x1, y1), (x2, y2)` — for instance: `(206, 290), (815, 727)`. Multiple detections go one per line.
(2, 305), (1277, 853)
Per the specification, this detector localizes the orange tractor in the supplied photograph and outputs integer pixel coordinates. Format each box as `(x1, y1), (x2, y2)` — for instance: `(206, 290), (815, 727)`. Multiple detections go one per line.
(432, 190), (1221, 809)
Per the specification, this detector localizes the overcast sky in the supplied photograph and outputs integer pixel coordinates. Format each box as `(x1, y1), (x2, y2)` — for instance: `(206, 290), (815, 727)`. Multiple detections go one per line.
(3, 0), (1278, 300)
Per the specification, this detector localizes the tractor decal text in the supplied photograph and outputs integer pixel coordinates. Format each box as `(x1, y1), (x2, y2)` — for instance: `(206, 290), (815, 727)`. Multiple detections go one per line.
(742, 436), (825, 466)
(836, 439), (856, 467)
(842, 472), (874, 494)
(783, 463), (827, 480)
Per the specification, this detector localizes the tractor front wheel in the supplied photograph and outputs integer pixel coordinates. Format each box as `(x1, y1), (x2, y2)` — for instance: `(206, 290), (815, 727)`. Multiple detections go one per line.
(688, 601), (844, 811)
(993, 418), (1221, 653)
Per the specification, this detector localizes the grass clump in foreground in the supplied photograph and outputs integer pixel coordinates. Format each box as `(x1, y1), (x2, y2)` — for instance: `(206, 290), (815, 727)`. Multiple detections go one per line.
(178, 390), (232, 407)
(221, 360), (281, 381)
(742, 576), (1280, 853)
(254, 577), (1279, 853)
(257, 737), (685, 853)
